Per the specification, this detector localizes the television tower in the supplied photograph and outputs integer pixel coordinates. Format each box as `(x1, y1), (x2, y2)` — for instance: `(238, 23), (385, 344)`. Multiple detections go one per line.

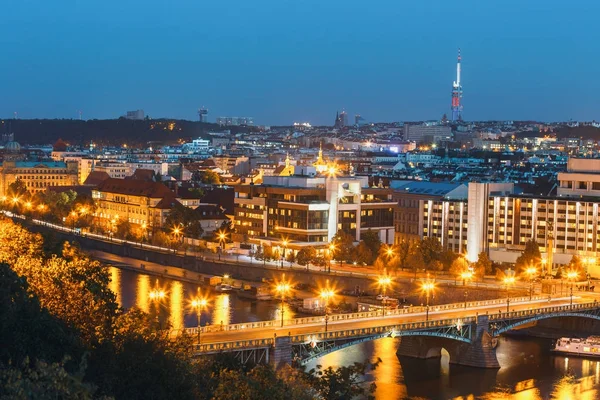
(451, 48), (463, 121)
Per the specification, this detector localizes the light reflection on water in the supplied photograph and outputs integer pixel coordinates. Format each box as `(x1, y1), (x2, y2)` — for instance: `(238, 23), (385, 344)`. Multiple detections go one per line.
(109, 267), (291, 327)
(305, 336), (600, 399)
(109, 267), (600, 399)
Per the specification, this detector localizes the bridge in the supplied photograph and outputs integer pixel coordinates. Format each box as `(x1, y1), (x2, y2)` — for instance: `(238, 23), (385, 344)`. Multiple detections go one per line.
(181, 297), (600, 368)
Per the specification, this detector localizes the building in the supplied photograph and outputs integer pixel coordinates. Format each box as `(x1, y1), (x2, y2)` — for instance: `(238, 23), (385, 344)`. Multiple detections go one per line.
(557, 158), (600, 198)
(404, 125), (452, 143)
(391, 181), (466, 245)
(216, 116), (254, 126)
(93, 161), (131, 179)
(0, 160), (78, 196)
(198, 108), (208, 123)
(233, 175), (396, 252)
(125, 110), (145, 120)
(184, 138), (210, 153)
(92, 178), (179, 231)
(339, 111), (348, 127)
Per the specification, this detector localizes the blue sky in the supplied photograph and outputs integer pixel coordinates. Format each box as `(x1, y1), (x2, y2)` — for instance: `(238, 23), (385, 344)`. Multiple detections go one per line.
(1, 0), (599, 125)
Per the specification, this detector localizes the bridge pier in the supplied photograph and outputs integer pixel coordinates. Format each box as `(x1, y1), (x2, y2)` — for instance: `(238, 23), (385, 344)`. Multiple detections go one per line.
(397, 316), (499, 369)
(270, 336), (292, 368)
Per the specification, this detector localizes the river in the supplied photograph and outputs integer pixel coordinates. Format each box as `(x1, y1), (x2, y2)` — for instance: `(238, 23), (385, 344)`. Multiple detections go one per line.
(109, 266), (600, 399)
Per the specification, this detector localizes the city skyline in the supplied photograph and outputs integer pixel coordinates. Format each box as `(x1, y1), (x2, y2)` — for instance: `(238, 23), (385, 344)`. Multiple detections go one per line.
(2, 1), (600, 125)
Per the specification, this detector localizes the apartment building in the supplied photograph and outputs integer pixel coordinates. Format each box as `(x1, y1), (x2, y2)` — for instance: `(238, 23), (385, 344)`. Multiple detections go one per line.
(92, 178), (179, 230)
(391, 181), (466, 244)
(0, 160), (79, 195)
(234, 175), (396, 251)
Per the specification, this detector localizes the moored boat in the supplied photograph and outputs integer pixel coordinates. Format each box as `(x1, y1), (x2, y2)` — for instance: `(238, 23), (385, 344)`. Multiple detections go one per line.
(553, 336), (600, 357)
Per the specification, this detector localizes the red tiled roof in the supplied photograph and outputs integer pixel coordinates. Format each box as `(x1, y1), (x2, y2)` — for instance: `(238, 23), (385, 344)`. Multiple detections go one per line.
(83, 171), (111, 186)
(96, 178), (173, 198)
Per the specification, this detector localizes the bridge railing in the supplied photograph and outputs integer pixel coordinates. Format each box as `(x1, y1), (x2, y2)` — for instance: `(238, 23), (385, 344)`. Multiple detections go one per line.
(180, 295), (547, 336)
(192, 316), (476, 353)
(489, 301), (599, 321)
(192, 338), (274, 353)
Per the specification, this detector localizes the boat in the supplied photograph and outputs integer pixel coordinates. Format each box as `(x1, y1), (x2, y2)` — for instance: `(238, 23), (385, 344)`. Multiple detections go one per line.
(236, 285), (272, 300)
(215, 283), (232, 292)
(552, 336), (600, 357)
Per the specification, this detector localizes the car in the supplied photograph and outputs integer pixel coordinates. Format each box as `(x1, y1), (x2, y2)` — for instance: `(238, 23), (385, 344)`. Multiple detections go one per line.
(376, 294), (389, 301)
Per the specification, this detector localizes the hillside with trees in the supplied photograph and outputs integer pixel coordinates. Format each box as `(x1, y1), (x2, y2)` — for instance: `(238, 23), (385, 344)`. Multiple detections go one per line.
(1, 118), (258, 146)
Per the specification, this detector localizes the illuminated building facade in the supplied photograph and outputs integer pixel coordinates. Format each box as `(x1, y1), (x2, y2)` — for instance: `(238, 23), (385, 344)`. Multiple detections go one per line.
(0, 160), (79, 196)
(234, 175), (396, 250)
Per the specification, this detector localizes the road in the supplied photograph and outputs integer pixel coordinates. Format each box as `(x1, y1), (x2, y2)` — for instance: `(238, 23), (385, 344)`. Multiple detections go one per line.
(194, 296), (591, 344)
(22, 213), (537, 291)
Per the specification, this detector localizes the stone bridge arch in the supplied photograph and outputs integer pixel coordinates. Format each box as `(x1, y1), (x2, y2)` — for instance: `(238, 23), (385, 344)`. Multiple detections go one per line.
(396, 315), (500, 368)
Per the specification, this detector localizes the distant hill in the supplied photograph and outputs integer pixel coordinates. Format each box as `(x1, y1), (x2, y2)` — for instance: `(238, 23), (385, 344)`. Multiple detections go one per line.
(0, 118), (256, 146)
(555, 125), (600, 140)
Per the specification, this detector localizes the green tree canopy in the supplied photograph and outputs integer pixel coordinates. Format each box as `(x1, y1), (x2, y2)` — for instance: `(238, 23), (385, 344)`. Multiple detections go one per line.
(515, 240), (542, 272)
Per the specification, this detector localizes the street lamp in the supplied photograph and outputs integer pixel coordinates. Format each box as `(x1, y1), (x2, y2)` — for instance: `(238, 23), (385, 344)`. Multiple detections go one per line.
(378, 274), (392, 316)
(191, 296), (209, 344)
(172, 224), (182, 253)
(422, 276), (435, 322)
(328, 243), (336, 273)
(70, 211), (77, 230)
(281, 239), (288, 268)
(460, 270), (473, 308)
(217, 230), (228, 260)
(320, 287), (335, 332)
(503, 276), (515, 313)
(275, 278), (291, 327)
(567, 270), (578, 307)
(526, 266), (537, 301)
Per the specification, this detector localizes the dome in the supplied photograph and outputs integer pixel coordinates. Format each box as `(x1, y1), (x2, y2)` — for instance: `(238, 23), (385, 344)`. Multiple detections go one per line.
(5, 141), (21, 153)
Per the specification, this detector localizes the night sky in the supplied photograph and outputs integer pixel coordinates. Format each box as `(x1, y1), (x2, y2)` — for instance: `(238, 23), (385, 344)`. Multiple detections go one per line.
(1, 0), (599, 125)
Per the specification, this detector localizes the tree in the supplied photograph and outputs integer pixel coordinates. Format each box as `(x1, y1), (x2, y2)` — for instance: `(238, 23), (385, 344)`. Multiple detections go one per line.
(331, 230), (355, 265)
(7, 177), (29, 198)
(474, 252), (493, 277)
(567, 255), (586, 278)
(407, 251), (425, 278)
(360, 230), (381, 263)
(352, 242), (373, 265)
(0, 357), (98, 400)
(297, 248), (317, 266)
(417, 237), (443, 270)
(165, 203), (204, 239)
(304, 360), (380, 400)
(449, 256), (469, 284)
(115, 219), (135, 240)
(515, 239), (541, 272)
(0, 263), (81, 366)
(11, 244), (120, 347)
(199, 170), (221, 185)
(397, 241), (412, 271)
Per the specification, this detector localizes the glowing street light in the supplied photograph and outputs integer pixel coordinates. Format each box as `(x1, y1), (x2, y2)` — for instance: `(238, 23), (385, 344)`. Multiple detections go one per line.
(503, 276), (516, 313)
(320, 286), (335, 332)
(281, 238), (288, 268)
(191, 296), (209, 344)
(275, 277), (291, 327)
(217, 230), (228, 260)
(566, 270), (578, 307)
(422, 279), (435, 322)
(460, 270), (473, 308)
(328, 243), (336, 273)
(526, 266), (537, 301)
(378, 274), (392, 316)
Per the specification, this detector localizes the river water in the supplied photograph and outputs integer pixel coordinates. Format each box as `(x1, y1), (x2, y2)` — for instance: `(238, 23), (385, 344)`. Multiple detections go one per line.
(109, 267), (600, 399)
